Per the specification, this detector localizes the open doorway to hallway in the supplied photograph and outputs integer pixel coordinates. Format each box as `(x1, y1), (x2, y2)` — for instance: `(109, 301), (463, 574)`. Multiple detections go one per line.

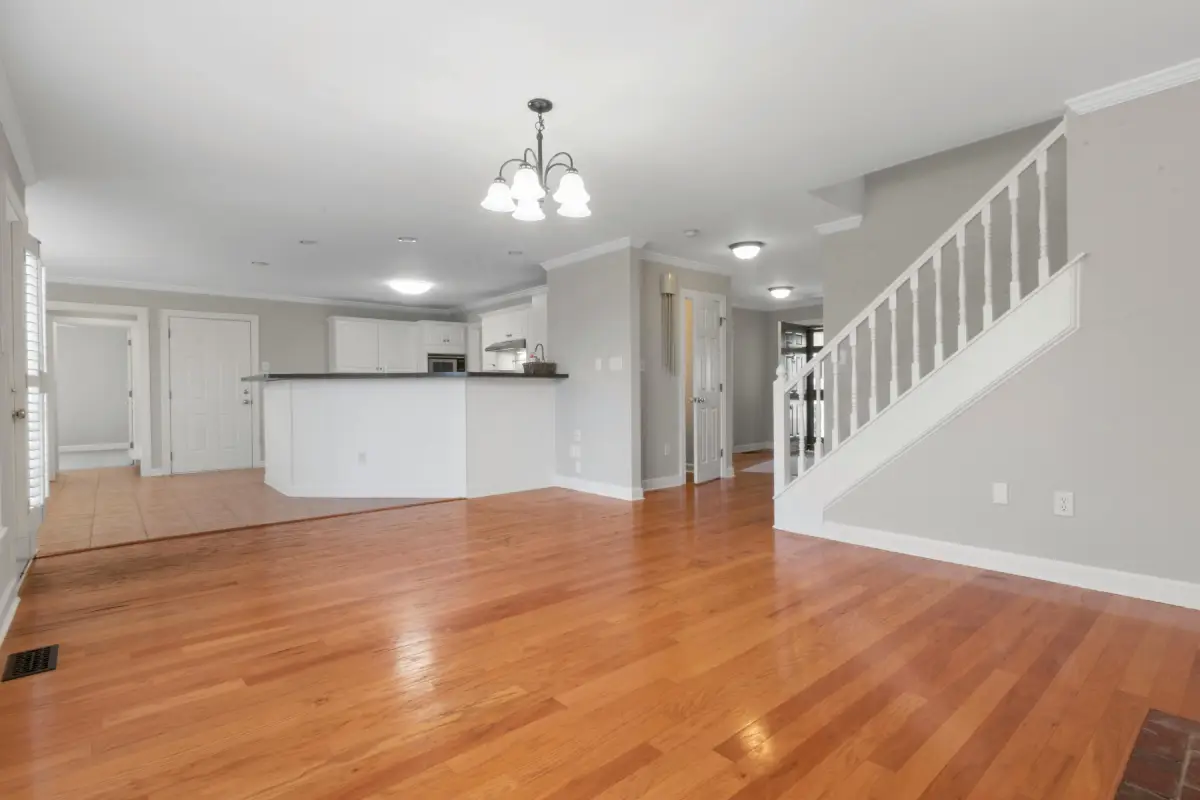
(51, 318), (135, 472)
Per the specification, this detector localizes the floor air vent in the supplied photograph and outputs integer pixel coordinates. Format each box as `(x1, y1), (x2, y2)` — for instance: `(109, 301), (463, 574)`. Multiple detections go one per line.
(2, 645), (60, 681)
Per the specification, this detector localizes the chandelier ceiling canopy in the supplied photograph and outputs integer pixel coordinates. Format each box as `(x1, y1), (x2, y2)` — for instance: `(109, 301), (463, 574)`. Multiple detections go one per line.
(481, 99), (590, 221)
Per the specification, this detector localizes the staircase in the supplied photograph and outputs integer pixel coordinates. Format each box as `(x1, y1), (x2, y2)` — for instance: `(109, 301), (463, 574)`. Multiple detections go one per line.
(774, 121), (1084, 534)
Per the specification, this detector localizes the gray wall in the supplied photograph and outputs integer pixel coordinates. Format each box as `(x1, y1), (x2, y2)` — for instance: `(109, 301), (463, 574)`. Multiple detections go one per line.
(640, 258), (731, 481)
(547, 248), (641, 492)
(822, 119), (1061, 335)
(828, 81), (1200, 584)
(731, 303), (824, 450)
(47, 283), (435, 469)
(54, 323), (130, 447)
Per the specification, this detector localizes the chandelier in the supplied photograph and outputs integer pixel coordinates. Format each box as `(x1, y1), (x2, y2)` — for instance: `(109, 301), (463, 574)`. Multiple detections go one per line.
(480, 98), (591, 221)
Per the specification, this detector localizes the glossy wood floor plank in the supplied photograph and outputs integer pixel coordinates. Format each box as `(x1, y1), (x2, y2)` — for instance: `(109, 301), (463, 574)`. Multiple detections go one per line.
(2, 453), (1199, 799)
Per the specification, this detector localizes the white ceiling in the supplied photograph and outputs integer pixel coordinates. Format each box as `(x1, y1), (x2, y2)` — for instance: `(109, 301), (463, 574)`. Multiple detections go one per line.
(1, 1), (1198, 311)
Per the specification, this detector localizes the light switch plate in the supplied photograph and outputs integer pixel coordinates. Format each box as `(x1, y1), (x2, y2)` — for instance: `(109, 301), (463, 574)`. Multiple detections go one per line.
(261, 361), (270, 372)
(609, 356), (623, 371)
(595, 358), (603, 371)
(992, 482), (1008, 505)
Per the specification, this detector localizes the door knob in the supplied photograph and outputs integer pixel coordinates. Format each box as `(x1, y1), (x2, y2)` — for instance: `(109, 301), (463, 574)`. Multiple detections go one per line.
(11, 408), (26, 420)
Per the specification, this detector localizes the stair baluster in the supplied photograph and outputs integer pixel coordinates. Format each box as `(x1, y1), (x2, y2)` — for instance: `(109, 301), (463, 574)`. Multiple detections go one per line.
(982, 204), (994, 327)
(1037, 150), (1050, 286)
(956, 230), (968, 350)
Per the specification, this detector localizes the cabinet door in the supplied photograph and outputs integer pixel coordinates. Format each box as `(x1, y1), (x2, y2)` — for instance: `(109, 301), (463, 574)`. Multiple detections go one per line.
(331, 319), (380, 372)
(379, 322), (419, 372)
(445, 324), (466, 351)
(493, 310), (527, 341)
(423, 322), (446, 348)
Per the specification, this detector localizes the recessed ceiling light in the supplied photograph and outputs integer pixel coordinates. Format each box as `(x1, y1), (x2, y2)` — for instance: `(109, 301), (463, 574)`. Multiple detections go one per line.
(768, 286), (794, 300)
(397, 236), (418, 243)
(299, 239), (318, 245)
(683, 228), (700, 238)
(387, 279), (433, 295)
(508, 250), (524, 256)
(250, 261), (270, 266)
(729, 241), (764, 260)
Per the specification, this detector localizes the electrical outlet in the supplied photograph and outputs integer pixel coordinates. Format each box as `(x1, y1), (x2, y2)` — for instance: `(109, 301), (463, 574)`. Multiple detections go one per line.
(992, 482), (1008, 505)
(663, 443), (670, 456)
(261, 361), (270, 372)
(574, 460), (582, 474)
(1053, 491), (1074, 517)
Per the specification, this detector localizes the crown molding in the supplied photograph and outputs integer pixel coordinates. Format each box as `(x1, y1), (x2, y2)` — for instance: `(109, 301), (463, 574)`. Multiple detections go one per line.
(46, 275), (459, 316)
(1066, 58), (1200, 115)
(540, 236), (646, 271)
(814, 215), (863, 235)
(461, 284), (548, 313)
(0, 57), (36, 186)
(640, 250), (732, 277)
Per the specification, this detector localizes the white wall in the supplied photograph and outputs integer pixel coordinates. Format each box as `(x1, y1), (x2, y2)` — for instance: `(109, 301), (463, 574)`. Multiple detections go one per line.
(54, 323), (129, 447)
(45, 283), (450, 470)
(826, 80), (1200, 586)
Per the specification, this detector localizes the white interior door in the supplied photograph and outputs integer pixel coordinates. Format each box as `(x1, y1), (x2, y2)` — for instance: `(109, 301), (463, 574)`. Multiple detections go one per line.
(168, 316), (253, 473)
(692, 292), (724, 484)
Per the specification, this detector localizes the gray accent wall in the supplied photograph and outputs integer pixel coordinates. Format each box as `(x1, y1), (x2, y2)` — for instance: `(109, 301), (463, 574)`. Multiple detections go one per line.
(46, 283), (433, 470)
(547, 248), (642, 492)
(827, 80), (1200, 584)
(639, 259), (731, 482)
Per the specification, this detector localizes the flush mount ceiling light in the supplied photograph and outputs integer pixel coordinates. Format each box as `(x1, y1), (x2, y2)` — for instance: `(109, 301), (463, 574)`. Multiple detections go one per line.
(250, 261), (270, 266)
(481, 99), (590, 221)
(298, 239), (318, 245)
(388, 279), (433, 295)
(683, 229), (700, 238)
(768, 286), (794, 299)
(396, 236), (418, 243)
(507, 250), (524, 256)
(729, 241), (765, 260)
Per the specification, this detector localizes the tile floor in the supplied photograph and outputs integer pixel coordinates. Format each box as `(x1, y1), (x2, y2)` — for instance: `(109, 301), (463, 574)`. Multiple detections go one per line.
(38, 466), (433, 555)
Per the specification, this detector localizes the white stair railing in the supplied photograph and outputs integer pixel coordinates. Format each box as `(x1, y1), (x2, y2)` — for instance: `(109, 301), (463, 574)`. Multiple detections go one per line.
(775, 121), (1068, 497)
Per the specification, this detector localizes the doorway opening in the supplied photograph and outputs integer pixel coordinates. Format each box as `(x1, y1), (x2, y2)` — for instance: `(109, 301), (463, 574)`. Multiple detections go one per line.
(679, 290), (728, 484)
(51, 318), (136, 472)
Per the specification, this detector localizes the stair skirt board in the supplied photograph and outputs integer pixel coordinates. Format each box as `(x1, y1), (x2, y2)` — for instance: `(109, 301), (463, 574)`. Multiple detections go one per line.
(791, 522), (1200, 612)
(775, 259), (1083, 536)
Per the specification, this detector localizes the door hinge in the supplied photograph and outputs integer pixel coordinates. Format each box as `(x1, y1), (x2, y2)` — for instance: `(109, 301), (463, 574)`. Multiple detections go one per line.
(129, 390), (133, 398)
(129, 441), (134, 449)
(719, 317), (726, 326)
(720, 448), (724, 457)
(720, 382), (724, 392)
(169, 390), (173, 400)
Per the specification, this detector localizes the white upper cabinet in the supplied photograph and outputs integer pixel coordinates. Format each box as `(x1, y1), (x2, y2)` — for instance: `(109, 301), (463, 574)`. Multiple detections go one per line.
(481, 308), (528, 348)
(421, 321), (467, 354)
(329, 317), (425, 373)
(379, 322), (421, 373)
(330, 318), (381, 372)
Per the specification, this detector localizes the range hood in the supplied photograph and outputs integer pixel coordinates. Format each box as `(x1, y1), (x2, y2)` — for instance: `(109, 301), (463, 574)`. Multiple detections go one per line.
(485, 338), (527, 353)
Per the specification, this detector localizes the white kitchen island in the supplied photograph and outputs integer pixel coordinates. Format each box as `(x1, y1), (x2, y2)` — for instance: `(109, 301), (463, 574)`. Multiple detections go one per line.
(244, 372), (566, 499)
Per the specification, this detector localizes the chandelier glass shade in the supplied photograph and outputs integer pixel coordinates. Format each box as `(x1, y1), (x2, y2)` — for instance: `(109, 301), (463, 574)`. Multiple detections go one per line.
(481, 99), (590, 221)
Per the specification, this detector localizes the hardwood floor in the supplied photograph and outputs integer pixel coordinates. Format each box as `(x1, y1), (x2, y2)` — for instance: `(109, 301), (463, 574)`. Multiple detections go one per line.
(38, 466), (432, 555)
(2, 462), (1199, 798)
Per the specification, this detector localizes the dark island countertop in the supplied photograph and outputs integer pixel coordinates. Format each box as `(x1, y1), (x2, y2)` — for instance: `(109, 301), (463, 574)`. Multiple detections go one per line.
(242, 371), (568, 382)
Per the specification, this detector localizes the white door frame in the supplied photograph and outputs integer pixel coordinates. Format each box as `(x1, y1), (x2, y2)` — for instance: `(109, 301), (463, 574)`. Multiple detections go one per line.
(47, 302), (153, 477)
(676, 289), (730, 482)
(159, 309), (261, 473)
(51, 317), (138, 462)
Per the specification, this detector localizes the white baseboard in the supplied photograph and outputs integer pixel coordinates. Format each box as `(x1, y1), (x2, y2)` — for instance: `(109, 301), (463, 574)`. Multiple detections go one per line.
(555, 475), (644, 501)
(59, 442), (129, 453)
(733, 442), (772, 454)
(801, 521), (1200, 612)
(254, 459), (265, 469)
(0, 596), (19, 646)
(140, 466), (169, 477)
(643, 474), (684, 492)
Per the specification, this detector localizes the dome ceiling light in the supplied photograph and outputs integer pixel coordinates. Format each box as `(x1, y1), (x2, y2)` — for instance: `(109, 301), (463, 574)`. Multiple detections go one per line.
(768, 286), (794, 300)
(481, 99), (590, 221)
(729, 241), (764, 260)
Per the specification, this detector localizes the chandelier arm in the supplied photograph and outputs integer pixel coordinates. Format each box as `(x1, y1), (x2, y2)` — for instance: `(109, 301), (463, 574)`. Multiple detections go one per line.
(495, 157), (528, 180)
(545, 152), (576, 170)
(544, 161), (575, 184)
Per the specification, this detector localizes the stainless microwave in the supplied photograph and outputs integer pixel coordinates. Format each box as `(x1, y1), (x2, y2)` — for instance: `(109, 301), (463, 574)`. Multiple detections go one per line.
(428, 354), (466, 373)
